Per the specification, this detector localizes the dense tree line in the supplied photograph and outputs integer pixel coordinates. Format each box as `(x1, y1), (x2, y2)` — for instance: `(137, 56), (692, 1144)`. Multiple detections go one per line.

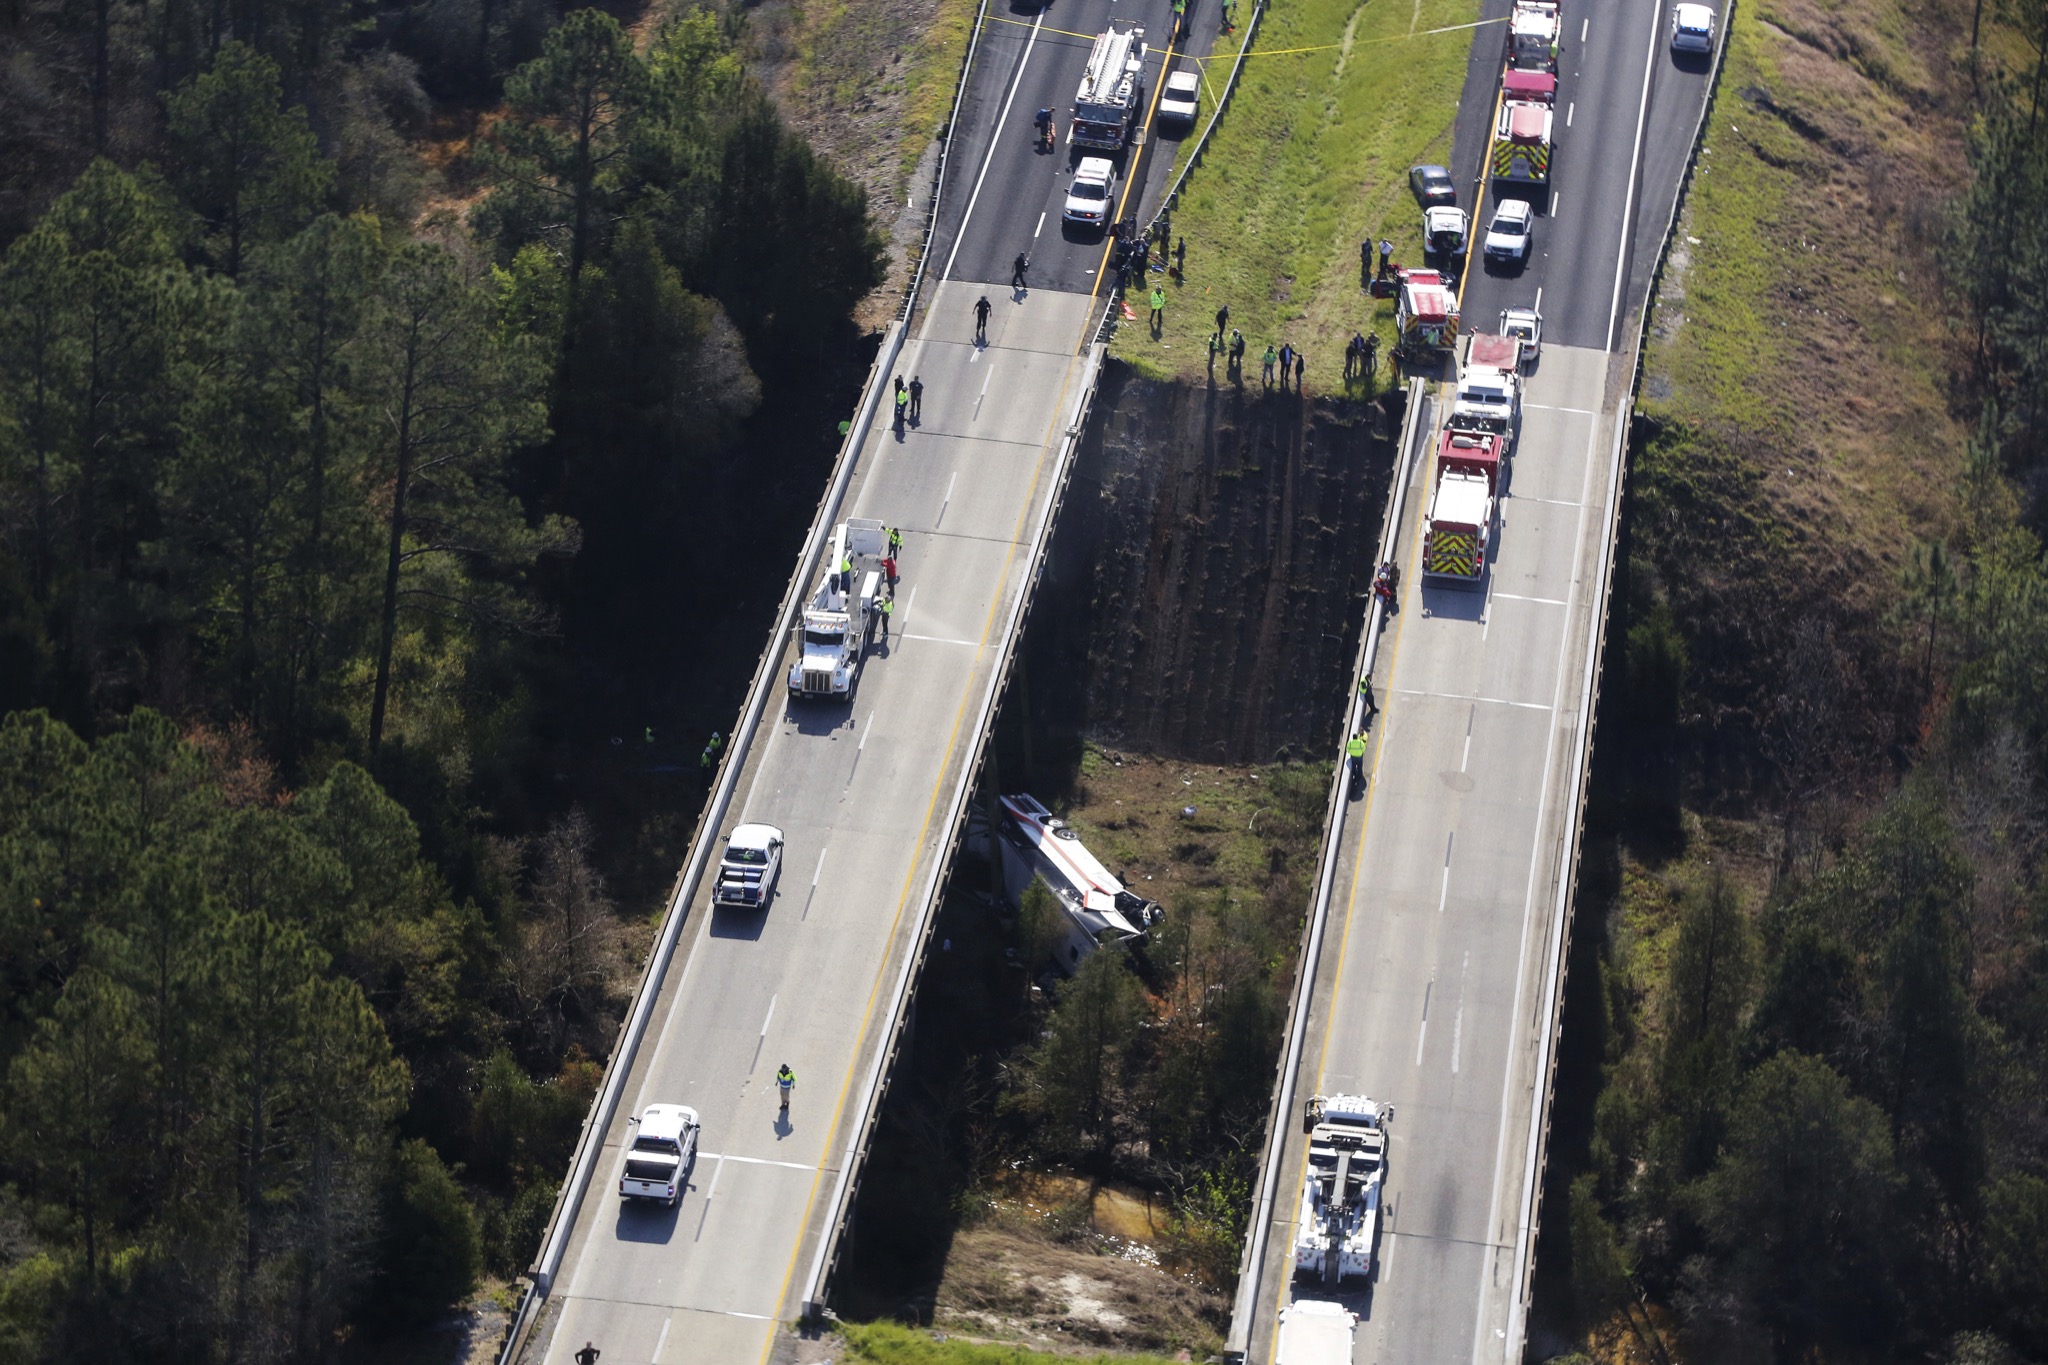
(0, 1), (884, 1358)
(1554, 16), (2048, 1365)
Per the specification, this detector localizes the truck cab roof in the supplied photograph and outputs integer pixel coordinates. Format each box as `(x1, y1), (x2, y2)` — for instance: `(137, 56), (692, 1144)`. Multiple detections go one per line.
(726, 824), (783, 857)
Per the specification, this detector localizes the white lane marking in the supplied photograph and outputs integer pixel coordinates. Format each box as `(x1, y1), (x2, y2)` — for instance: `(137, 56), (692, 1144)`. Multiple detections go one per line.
(1416, 978), (1433, 1066)
(857, 713), (874, 753)
(697, 1152), (817, 1171)
(905, 583), (919, 622)
(653, 1313), (672, 1364)
(1566, 100), (1575, 127)
(1492, 592), (1569, 605)
(1453, 1003), (1465, 1074)
(703, 1153), (726, 1204)
(974, 363), (995, 421)
(938, 472), (957, 525)
(940, 9), (1046, 283)
(1396, 688), (1552, 711)
(1438, 864), (1451, 915)
(1034, 211), (1046, 238)
(1526, 403), (1596, 415)
(901, 632), (980, 647)
(758, 994), (776, 1040)
(1581, 16), (1588, 40)
(1550, 190), (1560, 218)
(1604, 0), (1663, 352)
(1534, 286), (1544, 314)
(1475, 287), (1613, 1365)
(1462, 704), (1475, 771)
(1516, 496), (1588, 508)
(811, 848), (827, 889)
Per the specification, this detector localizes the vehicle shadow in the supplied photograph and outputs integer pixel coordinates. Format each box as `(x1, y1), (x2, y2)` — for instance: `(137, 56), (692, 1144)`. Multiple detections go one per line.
(614, 1198), (680, 1245)
(709, 904), (769, 941)
(1418, 581), (1488, 621)
(783, 696), (856, 736)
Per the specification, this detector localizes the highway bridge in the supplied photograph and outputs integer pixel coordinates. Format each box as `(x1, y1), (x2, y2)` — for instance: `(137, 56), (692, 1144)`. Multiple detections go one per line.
(500, 0), (1724, 1359)
(1229, 0), (1721, 1361)
(505, 3), (1218, 1362)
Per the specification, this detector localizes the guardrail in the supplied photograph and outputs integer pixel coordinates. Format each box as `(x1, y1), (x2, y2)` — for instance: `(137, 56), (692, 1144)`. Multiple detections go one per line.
(493, 7), (1015, 1359)
(1222, 376), (1432, 1364)
(898, 0), (996, 324)
(801, 341), (1109, 1316)
(1501, 7), (1735, 1360)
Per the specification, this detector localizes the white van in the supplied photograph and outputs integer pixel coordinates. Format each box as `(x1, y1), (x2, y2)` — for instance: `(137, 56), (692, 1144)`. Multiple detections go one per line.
(619, 1103), (700, 1207)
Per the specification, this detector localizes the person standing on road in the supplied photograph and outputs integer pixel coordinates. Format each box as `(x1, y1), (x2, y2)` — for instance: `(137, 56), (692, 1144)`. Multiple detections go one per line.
(777, 1064), (796, 1115)
(890, 525), (904, 557)
(893, 377), (909, 431)
(1012, 252), (1029, 292)
(881, 551), (897, 585)
(1149, 285), (1166, 330)
(879, 593), (893, 638)
(575, 1343), (600, 1365)
(1261, 344), (1277, 388)
(974, 293), (992, 342)
(909, 375), (924, 421)
(1347, 731), (1367, 785)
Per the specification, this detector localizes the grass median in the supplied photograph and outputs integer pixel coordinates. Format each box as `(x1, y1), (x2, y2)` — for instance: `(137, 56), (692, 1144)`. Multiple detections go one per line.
(1113, 0), (1482, 389)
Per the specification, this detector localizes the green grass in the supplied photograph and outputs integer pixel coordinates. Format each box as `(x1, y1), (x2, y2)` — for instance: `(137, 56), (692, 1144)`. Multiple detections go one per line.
(1113, 0), (1480, 388)
(840, 1321), (1193, 1364)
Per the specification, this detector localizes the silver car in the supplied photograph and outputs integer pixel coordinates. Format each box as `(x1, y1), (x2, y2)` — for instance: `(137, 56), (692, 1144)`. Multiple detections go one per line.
(1671, 3), (1716, 53)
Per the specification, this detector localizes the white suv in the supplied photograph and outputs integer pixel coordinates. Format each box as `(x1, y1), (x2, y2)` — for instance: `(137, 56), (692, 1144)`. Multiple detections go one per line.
(1670, 4), (1716, 53)
(1064, 157), (1116, 228)
(1159, 70), (1200, 127)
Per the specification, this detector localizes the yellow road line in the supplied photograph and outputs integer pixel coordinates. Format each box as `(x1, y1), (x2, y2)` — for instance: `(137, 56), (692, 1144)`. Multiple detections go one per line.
(1266, 418), (1430, 1332)
(756, 39), (1185, 1351)
(1458, 69), (1510, 308)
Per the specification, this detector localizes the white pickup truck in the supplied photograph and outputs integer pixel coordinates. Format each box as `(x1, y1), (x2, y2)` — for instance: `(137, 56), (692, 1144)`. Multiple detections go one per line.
(712, 823), (785, 909)
(619, 1103), (699, 1207)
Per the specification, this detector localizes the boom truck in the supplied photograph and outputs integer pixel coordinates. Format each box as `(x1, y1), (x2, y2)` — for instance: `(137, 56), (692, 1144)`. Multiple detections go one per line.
(1492, 68), (1556, 188)
(787, 518), (887, 699)
(1292, 1094), (1392, 1285)
(1072, 23), (1147, 150)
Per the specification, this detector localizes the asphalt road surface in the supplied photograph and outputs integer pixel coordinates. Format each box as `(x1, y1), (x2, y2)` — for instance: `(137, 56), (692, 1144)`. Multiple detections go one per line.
(1249, 2), (1718, 1362)
(518, 4), (1211, 1362)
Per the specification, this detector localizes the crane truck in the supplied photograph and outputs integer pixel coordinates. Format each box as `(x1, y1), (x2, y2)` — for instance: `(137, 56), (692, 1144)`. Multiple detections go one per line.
(1422, 426), (1504, 586)
(1492, 68), (1556, 188)
(1292, 1094), (1392, 1286)
(1073, 23), (1147, 150)
(1275, 1299), (1359, 1365)
(787, 518), (887, 700)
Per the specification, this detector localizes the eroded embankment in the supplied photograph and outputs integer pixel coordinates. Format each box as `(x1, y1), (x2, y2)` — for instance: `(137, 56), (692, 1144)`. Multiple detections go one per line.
(1021, 364), (1401, 766)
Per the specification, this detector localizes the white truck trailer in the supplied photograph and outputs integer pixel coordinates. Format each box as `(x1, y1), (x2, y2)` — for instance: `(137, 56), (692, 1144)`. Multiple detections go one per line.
(1275, 1299), (1359, 1365)
(998, 792), (1164, 971)
(787, 518), (887, 699)
(1292, 1093), (1391, 1286)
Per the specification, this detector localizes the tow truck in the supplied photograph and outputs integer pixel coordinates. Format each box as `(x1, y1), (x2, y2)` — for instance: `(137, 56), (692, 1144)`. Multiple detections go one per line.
(1506, 0), (1562, 72)
(1454, 331), (1524, 449)
(1292, 1094), (1392, 1285)
(787, 518), (886, 699)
